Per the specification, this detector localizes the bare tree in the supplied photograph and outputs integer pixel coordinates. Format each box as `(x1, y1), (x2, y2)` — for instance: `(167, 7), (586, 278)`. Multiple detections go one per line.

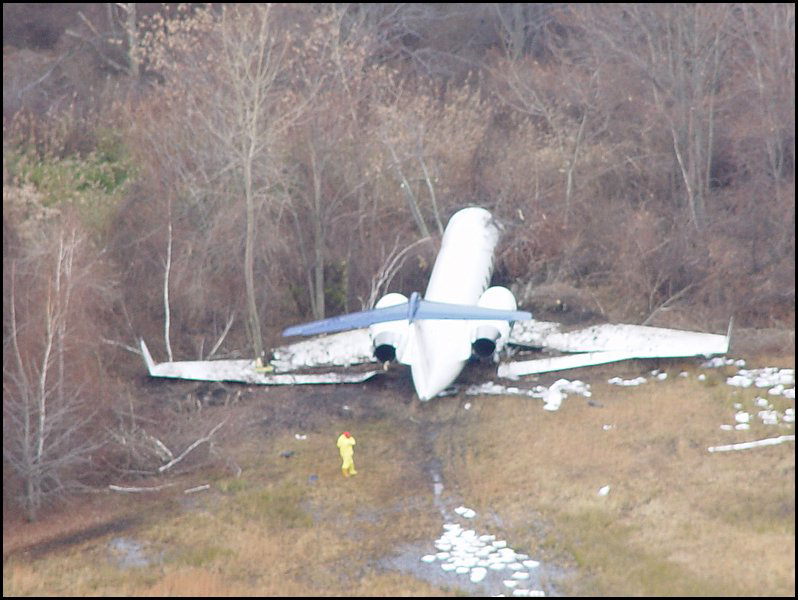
(734, 3), (795, 198)
(3, 229), (102, 521)
(583, 4), (733, 230)
(140, 5), (312, 359)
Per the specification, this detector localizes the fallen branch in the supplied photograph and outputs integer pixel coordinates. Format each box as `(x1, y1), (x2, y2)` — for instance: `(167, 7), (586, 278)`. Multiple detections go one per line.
(184, 484), (211, 494)
(158, 419), (227, 474)
(642, 283), (695, 326)
(109, 483), (177, 493)
(206, 312), (235, 359)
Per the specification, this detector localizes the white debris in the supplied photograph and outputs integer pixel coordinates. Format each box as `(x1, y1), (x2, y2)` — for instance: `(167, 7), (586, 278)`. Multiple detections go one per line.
(607, 376), (647, 386)
(466, 379), (590, 412)
(656, 372), (668, 380)
(679, 371), (689, 377)
(294, 433), (307, 440)
(598, 485), (611, 496)
(464, 402), (472, 410)
(727, 374), (753, 387)
(512, 571), (530, 580)
(701, 357), (740, 368)
(270, 329), (374, 370)
(719, 424), (733, 431)
(512, 590), (531, 597)
(422, 519), (547, 595)
(435, 542), (452, 551)
(454, 505), (476, 519)
(522, 560), (540, 569)
(735, 423), (750, 430)
(543, 386), (564, 411)
(734, 411), (750, 424)
(708, 435), (795, 453)
(698, 373), (706, 381)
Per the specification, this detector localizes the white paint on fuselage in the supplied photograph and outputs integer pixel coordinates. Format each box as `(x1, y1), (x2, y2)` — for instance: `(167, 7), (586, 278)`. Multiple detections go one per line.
(408, 207), (501, 400)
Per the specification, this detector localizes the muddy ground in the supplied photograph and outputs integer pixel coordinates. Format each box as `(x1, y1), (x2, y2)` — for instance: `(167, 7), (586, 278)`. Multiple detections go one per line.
(3, 330), (795, 596)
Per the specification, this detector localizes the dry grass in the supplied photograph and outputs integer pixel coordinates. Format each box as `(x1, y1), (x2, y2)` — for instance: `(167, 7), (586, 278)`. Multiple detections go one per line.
(455, 358), (795, 596)
(3, 415), (443, 596)
(3, 356), (794, 596)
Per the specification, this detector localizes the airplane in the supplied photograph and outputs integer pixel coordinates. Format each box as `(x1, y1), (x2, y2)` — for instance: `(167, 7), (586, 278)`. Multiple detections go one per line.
(140, 206), (732, 400)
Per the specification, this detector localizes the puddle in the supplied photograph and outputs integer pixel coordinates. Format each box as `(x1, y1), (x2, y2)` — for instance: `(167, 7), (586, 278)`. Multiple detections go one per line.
(107, 537), (160, 569)
(381, 418), (570, 596)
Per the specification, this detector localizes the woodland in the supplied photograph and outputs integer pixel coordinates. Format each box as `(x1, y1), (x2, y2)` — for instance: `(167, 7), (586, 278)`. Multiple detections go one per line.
(2, 4), (794, 521)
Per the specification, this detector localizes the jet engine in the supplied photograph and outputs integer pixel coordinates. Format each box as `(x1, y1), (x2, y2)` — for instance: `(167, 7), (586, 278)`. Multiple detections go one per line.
(471, 286), (518, 358)
(369, 293), (409, 363)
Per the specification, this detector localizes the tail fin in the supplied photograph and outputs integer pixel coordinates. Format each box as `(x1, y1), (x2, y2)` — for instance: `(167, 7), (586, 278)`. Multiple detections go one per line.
(140, 339), (157, 374)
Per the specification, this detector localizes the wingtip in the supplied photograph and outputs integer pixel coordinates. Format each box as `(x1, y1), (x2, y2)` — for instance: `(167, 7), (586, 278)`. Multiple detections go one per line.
(725, 316), (734, 353)
(139, 339), (157, 374)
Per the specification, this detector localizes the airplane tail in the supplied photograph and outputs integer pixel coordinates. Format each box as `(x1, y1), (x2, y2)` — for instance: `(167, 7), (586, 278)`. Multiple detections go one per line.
(282, 292), (531, 337)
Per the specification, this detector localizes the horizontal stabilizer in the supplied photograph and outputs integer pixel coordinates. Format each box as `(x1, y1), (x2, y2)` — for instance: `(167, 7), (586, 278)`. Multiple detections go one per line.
(414, 299), (531, 323)
(283, 303), (412, 337)
(282, 297), (531, 337)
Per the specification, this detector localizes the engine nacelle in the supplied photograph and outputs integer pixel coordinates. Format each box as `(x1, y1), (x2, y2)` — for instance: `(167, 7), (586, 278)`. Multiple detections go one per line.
(369, 293), (409, 363)
(471, 286), (518, 358)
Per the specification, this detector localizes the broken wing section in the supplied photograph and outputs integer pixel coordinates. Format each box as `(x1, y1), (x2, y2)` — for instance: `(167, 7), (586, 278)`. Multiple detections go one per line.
(501, 319), (732, 377)
(140, 339), (379, 385)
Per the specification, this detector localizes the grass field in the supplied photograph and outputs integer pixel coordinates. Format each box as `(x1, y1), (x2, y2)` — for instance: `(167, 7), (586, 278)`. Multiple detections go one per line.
(3, 353), (794, 596)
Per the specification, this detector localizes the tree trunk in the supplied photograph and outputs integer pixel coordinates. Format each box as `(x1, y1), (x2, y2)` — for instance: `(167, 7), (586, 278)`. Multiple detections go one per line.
(243, 161), (264, 360)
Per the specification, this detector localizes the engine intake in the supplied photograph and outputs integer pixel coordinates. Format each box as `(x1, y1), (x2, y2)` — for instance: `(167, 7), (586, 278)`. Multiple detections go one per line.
(369, 293), (409, 363)
(471, 325), (500, 358)
(470, 286), (518, 358)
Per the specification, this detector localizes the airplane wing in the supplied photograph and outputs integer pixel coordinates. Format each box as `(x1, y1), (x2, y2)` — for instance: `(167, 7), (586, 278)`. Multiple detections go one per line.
(140, 339), (379, 385)
(501, 319), (732, 377)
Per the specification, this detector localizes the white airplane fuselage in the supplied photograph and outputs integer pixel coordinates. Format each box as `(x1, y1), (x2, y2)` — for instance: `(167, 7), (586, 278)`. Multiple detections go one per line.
(405, 207), (500, 400)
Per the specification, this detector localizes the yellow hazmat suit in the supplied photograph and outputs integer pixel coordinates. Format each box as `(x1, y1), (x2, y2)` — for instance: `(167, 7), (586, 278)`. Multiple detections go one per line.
(337, 432), (357, 476)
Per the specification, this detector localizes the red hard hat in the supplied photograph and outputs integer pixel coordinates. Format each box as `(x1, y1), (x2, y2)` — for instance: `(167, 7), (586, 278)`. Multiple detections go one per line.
(343, 431), (351, 437)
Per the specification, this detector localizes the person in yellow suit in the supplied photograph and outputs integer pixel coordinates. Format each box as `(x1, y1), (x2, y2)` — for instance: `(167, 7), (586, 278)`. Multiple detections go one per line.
(337, 431), (357, 477)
